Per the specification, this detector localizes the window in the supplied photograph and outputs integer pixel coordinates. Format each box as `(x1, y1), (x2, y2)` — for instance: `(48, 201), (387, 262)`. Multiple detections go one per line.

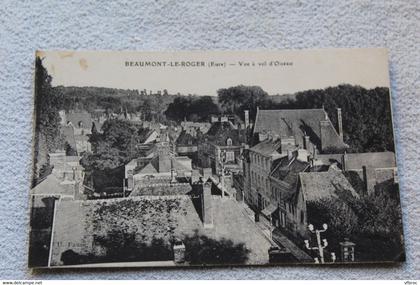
(300, 210), (305, 224)
(225, 151), (234, 162)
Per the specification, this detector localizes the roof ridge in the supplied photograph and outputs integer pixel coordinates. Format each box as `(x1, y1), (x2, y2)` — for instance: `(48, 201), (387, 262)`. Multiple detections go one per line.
(259, 108), (325, 112)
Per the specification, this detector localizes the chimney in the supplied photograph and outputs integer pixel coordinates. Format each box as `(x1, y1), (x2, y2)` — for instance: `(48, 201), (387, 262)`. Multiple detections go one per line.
(362, 166), (376, 195)
(170, 159), (177, 183)
(201, 182), (213, 228)
(341, 151), (348, 171)
(191, 169), (200, 183)
(72, 167), (76, 181)
(173, 239), (186, 263)
(127, 170), (134, 190)
(287, 149), (293, 161)
(304, 135), (310, 150)
(337, 108), (343, 140)
(244, 110), (250, 129)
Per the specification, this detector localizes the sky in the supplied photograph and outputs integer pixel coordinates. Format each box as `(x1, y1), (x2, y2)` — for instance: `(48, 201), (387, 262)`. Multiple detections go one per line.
(37, 49), (390, 96)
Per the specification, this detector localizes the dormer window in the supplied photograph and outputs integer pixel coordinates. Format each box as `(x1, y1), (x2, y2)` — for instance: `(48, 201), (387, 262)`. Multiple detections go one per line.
(226, 138), (232, 146)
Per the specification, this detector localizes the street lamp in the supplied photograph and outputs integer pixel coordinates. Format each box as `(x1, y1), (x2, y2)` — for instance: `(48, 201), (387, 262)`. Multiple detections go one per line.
(304, 223), (335, 264)
(219, 150), (226, 198)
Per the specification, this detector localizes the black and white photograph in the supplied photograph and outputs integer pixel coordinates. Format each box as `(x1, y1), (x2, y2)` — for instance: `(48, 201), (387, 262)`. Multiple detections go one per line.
(28, 49), (405, 268)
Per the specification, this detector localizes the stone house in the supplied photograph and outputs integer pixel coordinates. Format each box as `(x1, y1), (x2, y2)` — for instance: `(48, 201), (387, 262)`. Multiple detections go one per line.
(341, 151), (398, 194)
(253, 107), (348, 155)
(125, 141), (193, 193)
(59, 111), (94, 154)
(268, 153), (311, 228)
(288, 167), (360, 238)
(197, 116), (247, 175)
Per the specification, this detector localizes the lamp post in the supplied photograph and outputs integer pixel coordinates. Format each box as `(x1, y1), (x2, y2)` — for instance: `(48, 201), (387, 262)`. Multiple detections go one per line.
(219, 150), (226, 198)
(304, 223), (335, 264)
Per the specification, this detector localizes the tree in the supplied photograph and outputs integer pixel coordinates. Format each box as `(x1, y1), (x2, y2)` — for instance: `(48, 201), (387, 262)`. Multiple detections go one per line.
(292, 85), (394, 152)
(32, 57), (64, 185)
(164, 96), (220, 122)
(217, 85), (269, 120)
(82, 119), (141, 171)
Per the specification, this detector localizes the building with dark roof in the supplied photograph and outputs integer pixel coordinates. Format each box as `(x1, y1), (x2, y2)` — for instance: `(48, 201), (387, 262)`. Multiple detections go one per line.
(341, 151), (398, 194)
(342, 151), (396, 170)
(125, 141), (193, 193)
(269, 155), (311, 210)
(175, 129), (199, 158)
(48, 182), (272, 267)
(59, 111), (94, 154)
(287, 167), (360, 238)
(197, 118), (247, 175)
(253, 108), (348, 154)
(60, 111), (93, 135)
(180, 121), (211, 136)
(244, 136), (312, 216)
(246, 139), (283, 213)
(28, 151), (86, 267)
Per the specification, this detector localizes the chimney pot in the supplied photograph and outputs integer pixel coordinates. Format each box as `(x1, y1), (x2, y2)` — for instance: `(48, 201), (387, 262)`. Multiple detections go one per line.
(202, 182), (213, 228)
(362, 165), (376, 194)
(173, 240), (186, 263)
(244, 110), (250, 129)
(337, 108), (343, 140)
(304, 135), (310, 150)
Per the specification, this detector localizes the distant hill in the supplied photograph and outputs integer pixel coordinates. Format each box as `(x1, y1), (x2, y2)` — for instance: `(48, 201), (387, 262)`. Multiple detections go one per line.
(53, 86), (177, 122)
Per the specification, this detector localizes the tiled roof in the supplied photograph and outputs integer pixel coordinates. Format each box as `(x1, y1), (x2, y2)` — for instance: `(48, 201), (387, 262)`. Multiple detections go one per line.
(50, 194), (271, 265)
(136, 156), (191, 175)
(270, 156), (310, 186)
(31, 174), (75, 196)
(176, 130), (197, 146)
(130, 183), (192, 196)
(138, 128), (157, 143)
(298, 168), (359, 202)
(254, 109), (329, 148)
(250, 139), (282, 157)
(50, 195), (201, 265)
(314, 153), (343, 166)
(205, 122), (246, 146)
(344, 152), (396, 170)
(61, 126), (77, 150)
(66, 112), (93, 129)
(181, 121), (211, 134)
(136, 160), (158, 174)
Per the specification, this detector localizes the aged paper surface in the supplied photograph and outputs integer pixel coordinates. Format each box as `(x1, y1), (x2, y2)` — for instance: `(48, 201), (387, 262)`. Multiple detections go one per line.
(29, 49), (404, 268)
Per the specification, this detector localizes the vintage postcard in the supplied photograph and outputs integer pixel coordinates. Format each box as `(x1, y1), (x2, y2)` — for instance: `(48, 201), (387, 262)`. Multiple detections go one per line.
(28, 49), (404, 268)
